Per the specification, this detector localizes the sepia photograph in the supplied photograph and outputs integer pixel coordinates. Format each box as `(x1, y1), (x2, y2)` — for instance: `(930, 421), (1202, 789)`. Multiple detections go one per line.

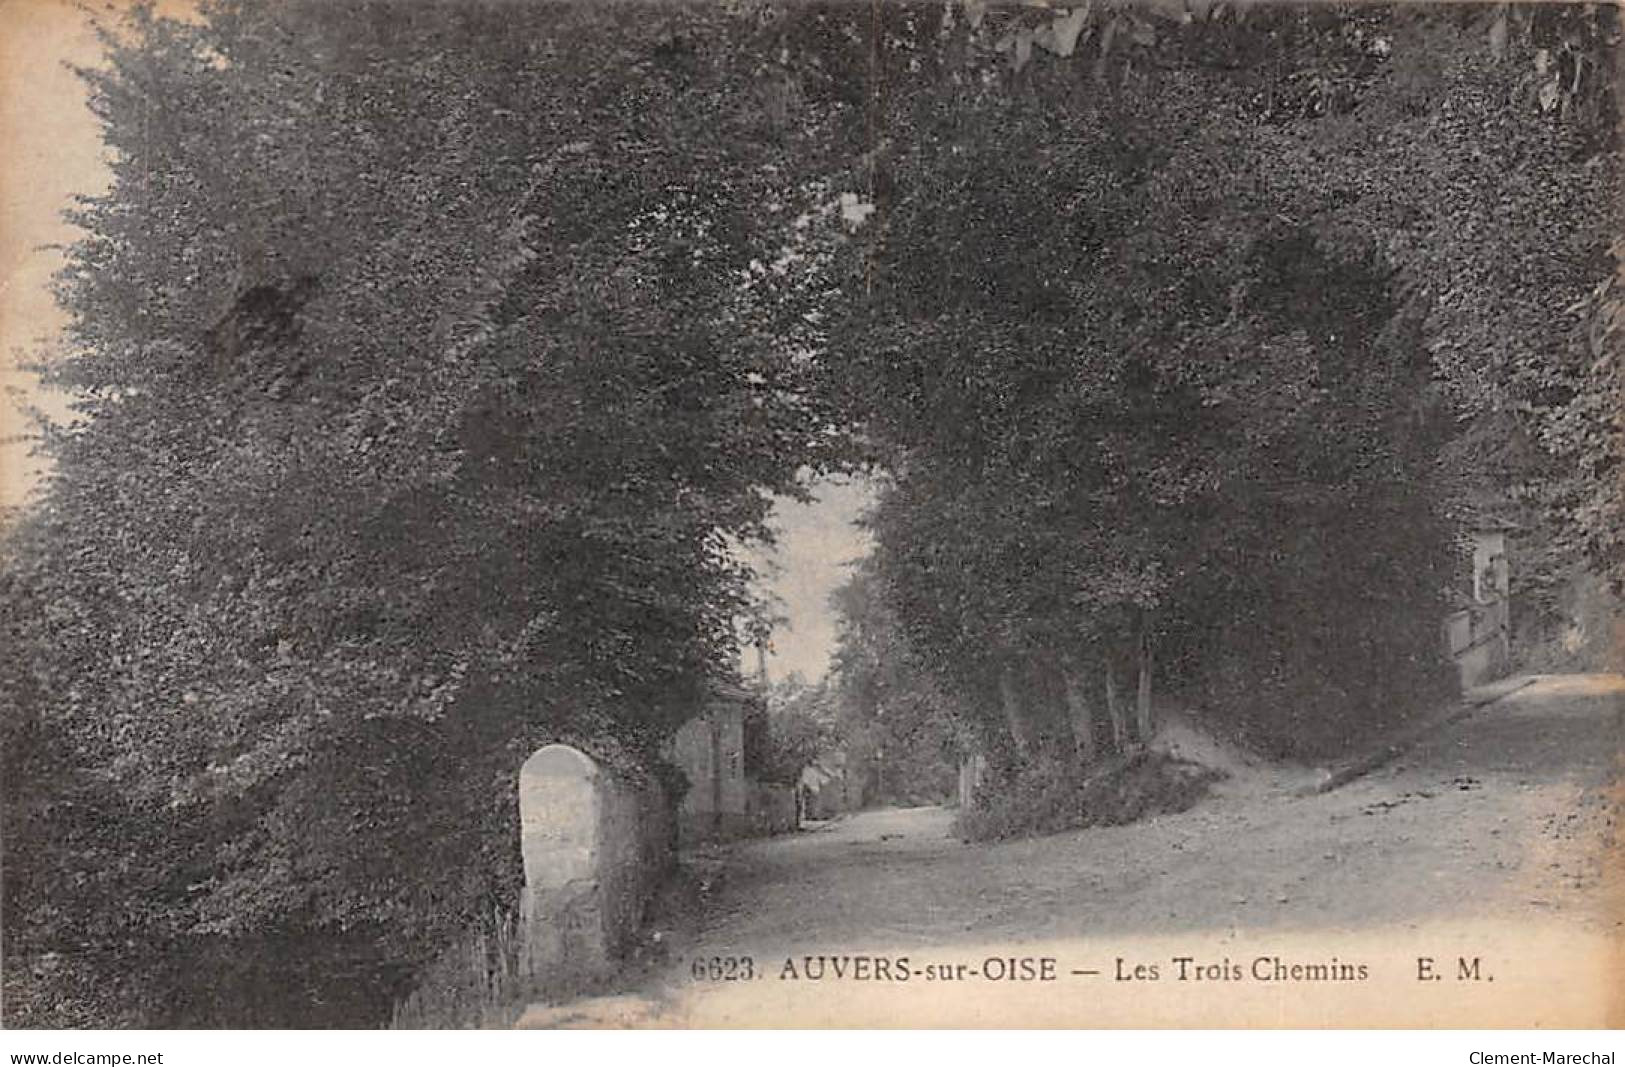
(1, 0), (1621, 1037)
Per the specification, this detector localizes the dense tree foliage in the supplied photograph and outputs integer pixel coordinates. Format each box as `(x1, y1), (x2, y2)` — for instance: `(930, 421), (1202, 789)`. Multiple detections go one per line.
(817, 1), (1620, 765)
(756, 674), (839, 786)
(1, 0), (856, 1026)
(824, 562), (962, 806)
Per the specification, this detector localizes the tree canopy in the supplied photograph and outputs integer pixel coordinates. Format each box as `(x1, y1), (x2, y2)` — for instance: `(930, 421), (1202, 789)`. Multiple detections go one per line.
(811, 1), (1619, 764)
(3, 0), (858, 1025)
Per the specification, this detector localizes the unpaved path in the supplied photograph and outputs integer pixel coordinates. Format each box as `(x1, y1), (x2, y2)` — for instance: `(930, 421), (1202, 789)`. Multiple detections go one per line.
(521, 674), (1622, 1028)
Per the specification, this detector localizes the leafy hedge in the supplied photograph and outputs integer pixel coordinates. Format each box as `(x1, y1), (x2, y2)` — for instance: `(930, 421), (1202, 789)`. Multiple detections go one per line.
(956, 751), (1224, 844)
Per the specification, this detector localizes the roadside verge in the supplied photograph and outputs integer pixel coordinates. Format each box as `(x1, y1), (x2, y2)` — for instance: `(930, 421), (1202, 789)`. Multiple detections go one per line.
(1303, 674), (1539, 796)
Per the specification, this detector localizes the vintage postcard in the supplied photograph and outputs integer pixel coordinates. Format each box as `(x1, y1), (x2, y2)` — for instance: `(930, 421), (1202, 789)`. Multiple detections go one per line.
(1, 0), (1620, 1035)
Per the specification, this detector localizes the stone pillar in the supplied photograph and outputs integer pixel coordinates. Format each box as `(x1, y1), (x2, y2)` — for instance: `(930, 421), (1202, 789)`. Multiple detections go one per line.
(517, 744), (610, 985)
(515, 743), (674, 995)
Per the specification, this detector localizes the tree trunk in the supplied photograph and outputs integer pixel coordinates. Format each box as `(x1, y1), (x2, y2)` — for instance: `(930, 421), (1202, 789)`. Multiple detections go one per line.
(1103, 656), (1127, 754)
(999, 662), (1035, 760)
(1058, 653), (1098, 765)
(1136, 620), (1154, 743)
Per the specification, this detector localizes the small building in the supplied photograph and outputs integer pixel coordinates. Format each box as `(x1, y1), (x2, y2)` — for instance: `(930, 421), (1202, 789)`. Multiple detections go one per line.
(668, 683), (751, 844)
(667, 680), (799, 845)
(1444, 521), (1515, 688)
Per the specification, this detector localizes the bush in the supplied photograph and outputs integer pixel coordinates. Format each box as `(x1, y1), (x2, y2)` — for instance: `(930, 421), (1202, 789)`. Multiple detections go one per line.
(955, 751), (1224, 844)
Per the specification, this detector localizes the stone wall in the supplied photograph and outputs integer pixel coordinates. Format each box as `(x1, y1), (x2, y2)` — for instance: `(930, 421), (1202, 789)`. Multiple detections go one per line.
(1446, 602), (1510, 688)
(516, 744), (672, 991)
(1445, 576), (1511, 690)
(1444, 527), (1513, 689)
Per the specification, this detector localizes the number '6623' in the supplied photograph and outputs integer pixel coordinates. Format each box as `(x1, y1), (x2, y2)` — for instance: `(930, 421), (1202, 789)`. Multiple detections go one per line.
(690, 955), (755, 981)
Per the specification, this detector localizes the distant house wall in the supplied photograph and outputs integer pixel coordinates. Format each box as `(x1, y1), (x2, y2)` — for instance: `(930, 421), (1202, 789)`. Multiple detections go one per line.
(669, 714), (722, 839)
(1445, 528), (1512, 688)
(1473, 530), (1510, 605)
(669, 691), (803, 845)
(715, 704), (750, 837)
(1445, 602), (1510, 688)
(669, 699), (752, 844)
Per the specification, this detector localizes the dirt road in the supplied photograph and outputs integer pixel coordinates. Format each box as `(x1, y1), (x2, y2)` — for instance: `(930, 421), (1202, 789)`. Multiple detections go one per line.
(520, 674), (1622, 1028)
